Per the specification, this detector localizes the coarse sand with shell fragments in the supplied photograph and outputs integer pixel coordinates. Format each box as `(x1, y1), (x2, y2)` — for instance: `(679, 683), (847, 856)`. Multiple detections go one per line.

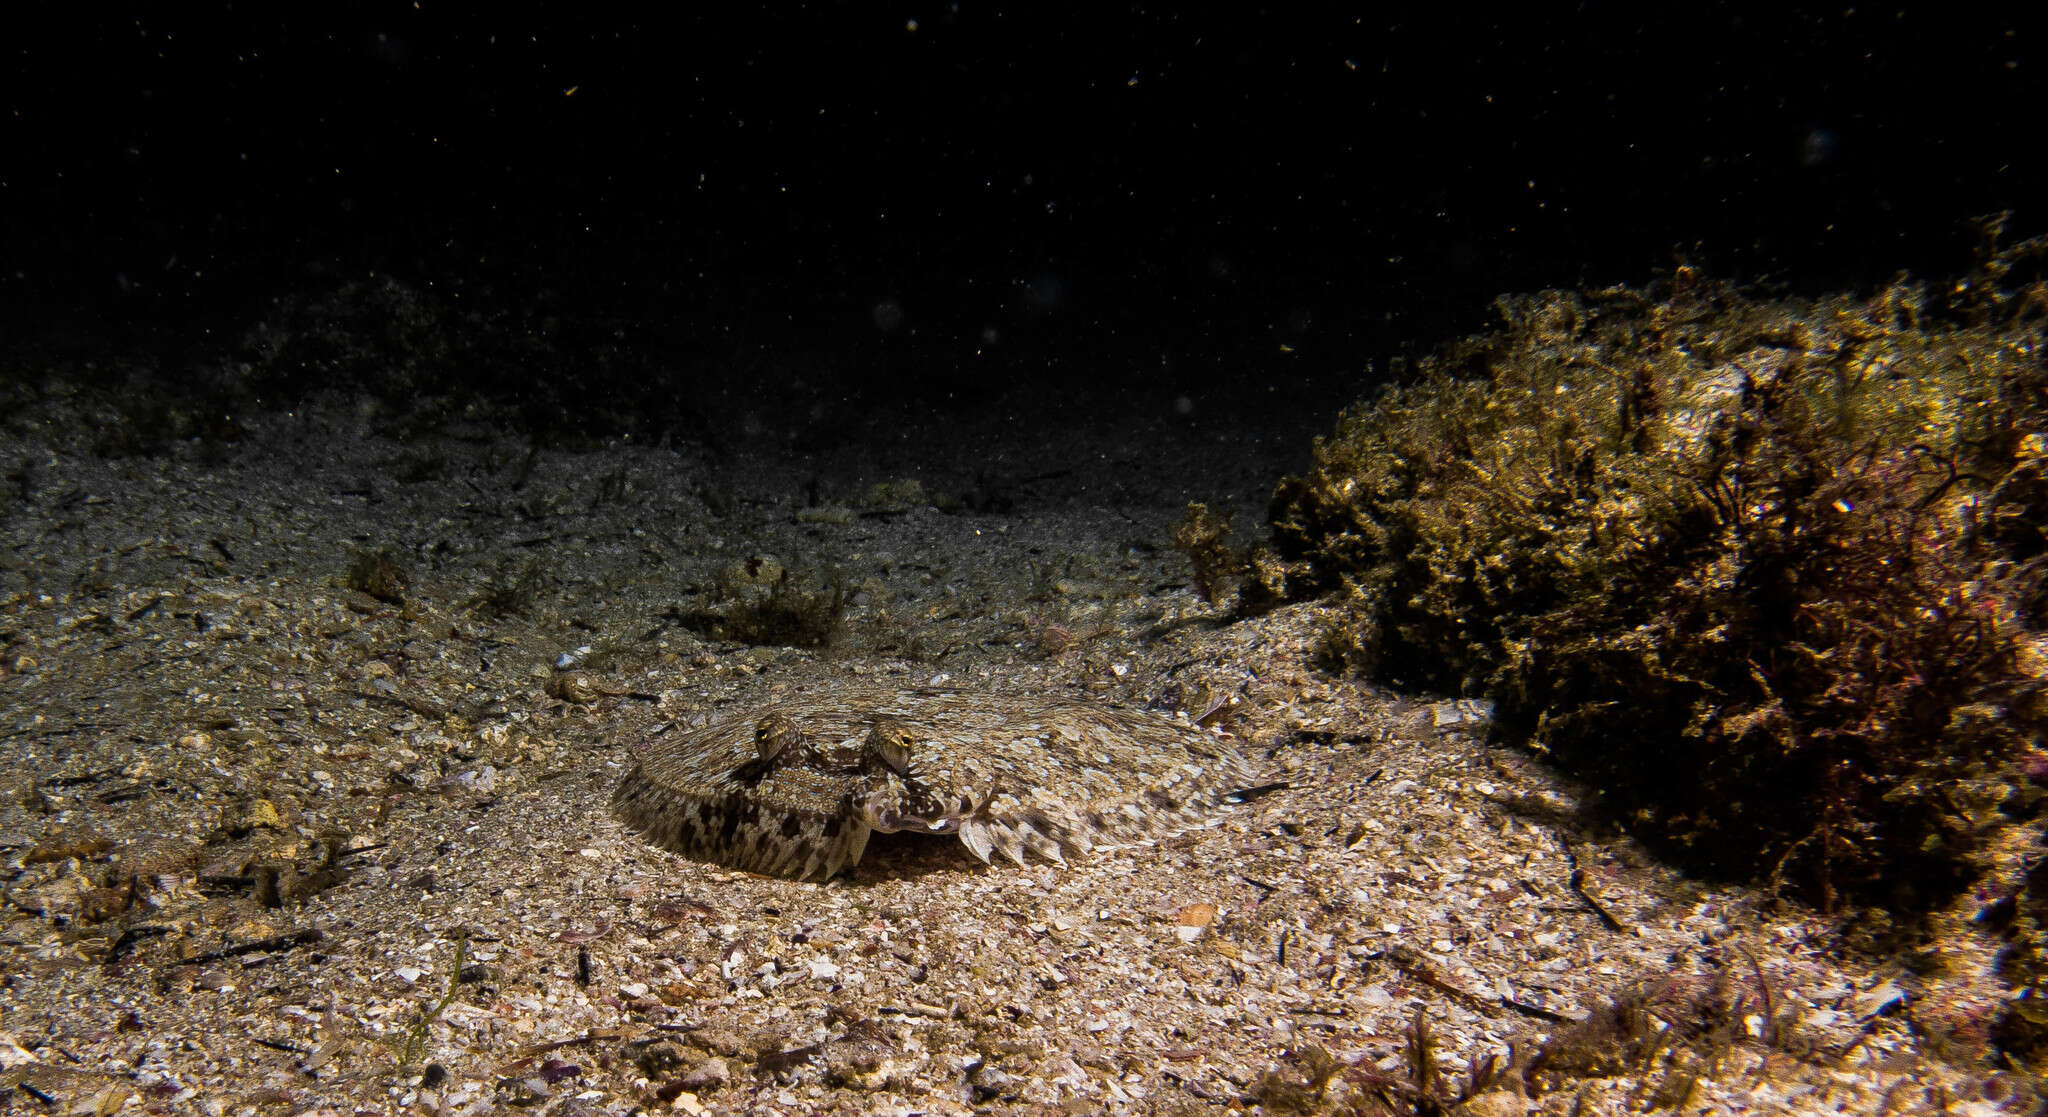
(0, 383), (2035, 1115)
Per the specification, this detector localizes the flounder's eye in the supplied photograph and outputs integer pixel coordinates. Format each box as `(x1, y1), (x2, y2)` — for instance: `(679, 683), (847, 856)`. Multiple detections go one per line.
(864, 719), (915, 775)
(753, 713), (803, 763)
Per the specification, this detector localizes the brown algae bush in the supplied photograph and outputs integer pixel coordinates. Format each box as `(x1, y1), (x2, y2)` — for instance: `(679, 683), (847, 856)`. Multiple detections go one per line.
(1270, 232), (2048, 926)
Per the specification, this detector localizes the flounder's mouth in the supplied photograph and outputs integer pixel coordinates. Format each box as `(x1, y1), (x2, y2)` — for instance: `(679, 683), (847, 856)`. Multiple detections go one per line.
(857, 804), (1073, 866)
(860, 806), (963, 835)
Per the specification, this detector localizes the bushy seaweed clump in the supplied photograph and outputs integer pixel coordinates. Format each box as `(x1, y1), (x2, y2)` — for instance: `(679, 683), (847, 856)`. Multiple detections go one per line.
(1271, 224), (2048, 923)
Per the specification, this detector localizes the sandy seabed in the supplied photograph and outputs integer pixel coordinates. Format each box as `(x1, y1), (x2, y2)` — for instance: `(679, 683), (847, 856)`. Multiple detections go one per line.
(0, 385), (2026, 1115)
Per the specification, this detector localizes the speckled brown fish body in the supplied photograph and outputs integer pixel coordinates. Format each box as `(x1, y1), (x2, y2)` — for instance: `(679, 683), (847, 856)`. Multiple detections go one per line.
(612, 682), (1255, 880)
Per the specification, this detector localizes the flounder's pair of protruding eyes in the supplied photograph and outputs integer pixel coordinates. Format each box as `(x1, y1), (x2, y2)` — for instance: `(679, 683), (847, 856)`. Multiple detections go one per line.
(748, 714), (916, 776)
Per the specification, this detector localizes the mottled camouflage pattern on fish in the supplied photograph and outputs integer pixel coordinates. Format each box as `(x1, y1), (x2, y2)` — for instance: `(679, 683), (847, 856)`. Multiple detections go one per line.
(612, 682), (1256, 880)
